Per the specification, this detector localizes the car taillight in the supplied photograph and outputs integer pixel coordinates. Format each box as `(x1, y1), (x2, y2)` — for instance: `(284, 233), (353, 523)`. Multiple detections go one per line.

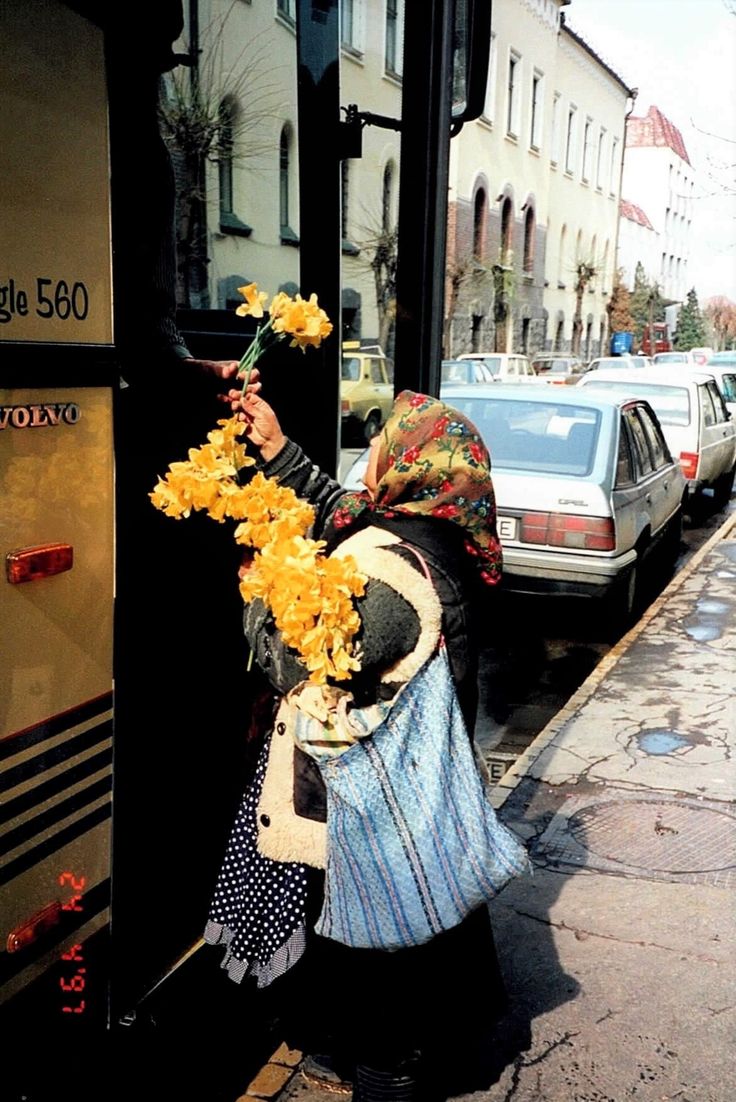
(519, 512), (615, 551)
(341, 399), (350, 413)
(679, 452), (699, 480)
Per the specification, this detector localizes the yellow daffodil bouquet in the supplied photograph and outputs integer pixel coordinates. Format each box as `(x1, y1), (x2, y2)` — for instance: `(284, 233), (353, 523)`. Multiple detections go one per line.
(150, 284), (367, 685)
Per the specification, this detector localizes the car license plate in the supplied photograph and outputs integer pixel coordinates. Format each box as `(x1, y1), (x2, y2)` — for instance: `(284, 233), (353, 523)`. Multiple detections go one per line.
(497, 516), (517, 540)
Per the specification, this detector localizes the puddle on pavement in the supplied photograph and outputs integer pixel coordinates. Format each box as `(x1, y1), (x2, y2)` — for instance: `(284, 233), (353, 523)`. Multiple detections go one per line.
(696, 598), (730, 615)
(637, 730), (691, 755)
(682, 594), (733, 642)
(685, 622), (723, 641)
(720, 544), (736, 563)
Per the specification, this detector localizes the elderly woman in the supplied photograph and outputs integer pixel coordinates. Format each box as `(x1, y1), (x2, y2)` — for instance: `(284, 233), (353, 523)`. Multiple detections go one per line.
(204, 389), (512, 1102)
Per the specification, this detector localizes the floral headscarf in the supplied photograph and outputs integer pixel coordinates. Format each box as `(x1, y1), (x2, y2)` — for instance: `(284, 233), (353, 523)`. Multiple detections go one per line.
(334, 390), (502, 586)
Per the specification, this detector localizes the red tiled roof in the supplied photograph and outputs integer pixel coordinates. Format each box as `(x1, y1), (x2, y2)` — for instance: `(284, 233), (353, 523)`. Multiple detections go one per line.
(626, 105), (691, 165)
(620, 199), (654, 230)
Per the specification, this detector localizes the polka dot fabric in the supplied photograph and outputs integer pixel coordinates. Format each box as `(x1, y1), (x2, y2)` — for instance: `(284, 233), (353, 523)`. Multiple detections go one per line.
(204, 734), (310, 988)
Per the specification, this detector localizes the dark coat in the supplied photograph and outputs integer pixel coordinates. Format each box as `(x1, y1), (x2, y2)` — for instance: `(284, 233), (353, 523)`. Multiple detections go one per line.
(242, 440), (487, 828)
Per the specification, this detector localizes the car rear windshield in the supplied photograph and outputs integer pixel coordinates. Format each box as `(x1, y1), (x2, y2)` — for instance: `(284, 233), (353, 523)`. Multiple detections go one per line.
(653, 353), (686, 364)
(582, 380), (691, 425)
(447, 396), (601, 476)
(533, 359), (574, 374)
(341, 357), (360, 381)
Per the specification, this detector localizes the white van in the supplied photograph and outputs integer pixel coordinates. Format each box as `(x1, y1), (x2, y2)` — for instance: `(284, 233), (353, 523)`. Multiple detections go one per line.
(578, 368), (736, 508)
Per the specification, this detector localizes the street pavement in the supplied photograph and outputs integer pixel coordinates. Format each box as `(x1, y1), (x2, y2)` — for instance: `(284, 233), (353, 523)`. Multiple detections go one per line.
(241, 511), (736, 1102)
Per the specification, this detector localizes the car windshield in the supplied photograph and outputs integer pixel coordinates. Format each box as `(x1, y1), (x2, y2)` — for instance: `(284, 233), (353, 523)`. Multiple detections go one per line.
(341, 357), (360, 381)
(718, 374), (736, 402)
(471, 356), (502, 376)
(593, 358), (628, 370)
(582, 380), (691, 425)
(441, 361), (470, 383)
(446, 396), (602, 476)
(653, 353), (687, 364)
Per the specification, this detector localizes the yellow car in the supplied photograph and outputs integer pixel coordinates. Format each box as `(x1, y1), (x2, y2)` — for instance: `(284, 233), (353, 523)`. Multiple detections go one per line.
(341, 342), (394, 442)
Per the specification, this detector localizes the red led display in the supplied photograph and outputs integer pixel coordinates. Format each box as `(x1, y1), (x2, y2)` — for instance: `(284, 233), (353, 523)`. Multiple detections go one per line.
(58, 872), (87, 1015)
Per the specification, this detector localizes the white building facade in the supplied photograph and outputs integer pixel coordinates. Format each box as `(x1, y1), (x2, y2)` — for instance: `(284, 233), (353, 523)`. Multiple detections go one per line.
(447, 0), (633, 358)
(166, 0), (631, 360)
(620, 105), (695, 305)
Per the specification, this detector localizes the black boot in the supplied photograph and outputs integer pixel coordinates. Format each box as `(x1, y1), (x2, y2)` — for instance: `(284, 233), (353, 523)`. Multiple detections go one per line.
(353, 1058), (420, 1102)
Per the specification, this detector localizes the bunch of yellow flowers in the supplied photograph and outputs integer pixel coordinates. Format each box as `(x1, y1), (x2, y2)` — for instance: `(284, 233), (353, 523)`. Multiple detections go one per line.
(236, 282), (333, 387)
(150, 287), (366, 684)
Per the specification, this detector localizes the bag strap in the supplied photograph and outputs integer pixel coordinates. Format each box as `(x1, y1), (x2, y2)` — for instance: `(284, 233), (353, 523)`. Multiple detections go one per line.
(397, 543), (445, 648)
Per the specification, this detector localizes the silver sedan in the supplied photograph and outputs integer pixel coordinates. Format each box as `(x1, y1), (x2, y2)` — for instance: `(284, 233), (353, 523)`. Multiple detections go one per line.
(344, 384), (687, 624)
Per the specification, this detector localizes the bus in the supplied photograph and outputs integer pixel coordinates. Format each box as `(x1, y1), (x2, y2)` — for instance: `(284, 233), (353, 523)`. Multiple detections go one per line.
(1, 0), (491, 1091)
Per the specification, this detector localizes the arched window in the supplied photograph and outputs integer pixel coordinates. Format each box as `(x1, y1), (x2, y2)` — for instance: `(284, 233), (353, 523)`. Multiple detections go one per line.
(555, 315), (565, 351)
(382, 161), (395, 232)
(602, 239), (610, 291)
(558, 224), (567, 286)
(500, 196), (513, 258)
(523, 206), (535, 273)
(590, 234), (597, 290)
(279, 124), (299, 245)
(280, 126), (290, 232)
(218, 99), (236, 216)
(473, 187), (487, 260)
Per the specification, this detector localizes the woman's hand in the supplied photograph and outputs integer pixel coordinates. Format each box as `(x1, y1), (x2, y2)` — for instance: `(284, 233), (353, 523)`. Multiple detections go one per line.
(215, 366), (262, 404)
(228, 391), (286, 461)
(184, 357), (240, 383)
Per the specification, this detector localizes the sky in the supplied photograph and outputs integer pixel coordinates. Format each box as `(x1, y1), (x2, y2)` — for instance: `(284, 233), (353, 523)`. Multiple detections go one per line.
(565, 0), (736, 304)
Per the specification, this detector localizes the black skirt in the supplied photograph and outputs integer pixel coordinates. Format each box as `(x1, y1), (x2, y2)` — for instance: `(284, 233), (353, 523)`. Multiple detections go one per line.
(270, 874), (509, 1096)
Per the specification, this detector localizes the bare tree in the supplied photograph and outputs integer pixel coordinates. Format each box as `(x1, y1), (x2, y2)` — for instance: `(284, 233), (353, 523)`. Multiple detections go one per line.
(704, 295), (736, 350)
(571, 261), (597, 356)
(159, 6), (285, 306)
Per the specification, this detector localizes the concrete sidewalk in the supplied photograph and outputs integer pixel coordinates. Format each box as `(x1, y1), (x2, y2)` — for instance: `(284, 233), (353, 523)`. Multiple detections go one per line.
(243, 512), (736, 1102)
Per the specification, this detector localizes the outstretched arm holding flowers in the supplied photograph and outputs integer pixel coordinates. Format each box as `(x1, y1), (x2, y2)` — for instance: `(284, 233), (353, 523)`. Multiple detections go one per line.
(149, 284), (369, 685)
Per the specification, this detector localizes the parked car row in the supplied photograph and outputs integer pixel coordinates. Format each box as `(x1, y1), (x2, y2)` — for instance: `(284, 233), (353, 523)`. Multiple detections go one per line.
(343, 374), (735, 630)
(578, 366), (736, 508)
(343, 340), (736, 453)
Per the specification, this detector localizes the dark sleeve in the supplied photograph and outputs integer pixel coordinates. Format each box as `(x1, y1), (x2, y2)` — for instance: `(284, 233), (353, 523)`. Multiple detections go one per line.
(257, 439), (347, 537)
(242, 579), (420, 697)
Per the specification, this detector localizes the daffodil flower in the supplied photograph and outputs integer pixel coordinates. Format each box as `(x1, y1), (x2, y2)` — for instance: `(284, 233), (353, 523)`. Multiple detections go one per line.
(236, 283), (268, 319)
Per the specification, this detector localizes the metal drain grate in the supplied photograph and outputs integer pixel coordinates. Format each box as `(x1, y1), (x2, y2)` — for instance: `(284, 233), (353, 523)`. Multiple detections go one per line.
(534, 793), (736, 888)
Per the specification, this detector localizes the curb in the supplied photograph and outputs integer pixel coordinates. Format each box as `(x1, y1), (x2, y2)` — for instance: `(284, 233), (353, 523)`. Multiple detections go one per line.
(489, 508), (736, 812)
(237, 1043), (303, 1101)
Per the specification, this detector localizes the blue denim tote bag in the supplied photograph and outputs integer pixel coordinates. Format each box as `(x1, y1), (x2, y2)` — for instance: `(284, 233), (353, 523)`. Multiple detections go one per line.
(314, 645), (530, 950)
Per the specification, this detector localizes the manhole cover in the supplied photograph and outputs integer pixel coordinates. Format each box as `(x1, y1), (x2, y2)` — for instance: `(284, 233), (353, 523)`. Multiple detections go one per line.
(533, 794), (736, 887)
(568, 800), (736, 873)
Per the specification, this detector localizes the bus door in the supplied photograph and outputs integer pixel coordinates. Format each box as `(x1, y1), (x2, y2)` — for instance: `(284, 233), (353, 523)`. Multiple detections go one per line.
(0, 0), (115, 1033)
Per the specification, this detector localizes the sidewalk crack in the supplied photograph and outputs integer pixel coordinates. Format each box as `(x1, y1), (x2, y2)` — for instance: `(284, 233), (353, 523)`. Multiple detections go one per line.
(508, 907), (722, 964)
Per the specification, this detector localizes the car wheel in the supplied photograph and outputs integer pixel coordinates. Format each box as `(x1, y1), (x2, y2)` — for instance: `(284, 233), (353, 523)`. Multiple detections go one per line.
(363, 413), (381, 443)
(712, 464), (735, 510)
(662, 505), (684, 574)
(605, 561), (638, 639)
